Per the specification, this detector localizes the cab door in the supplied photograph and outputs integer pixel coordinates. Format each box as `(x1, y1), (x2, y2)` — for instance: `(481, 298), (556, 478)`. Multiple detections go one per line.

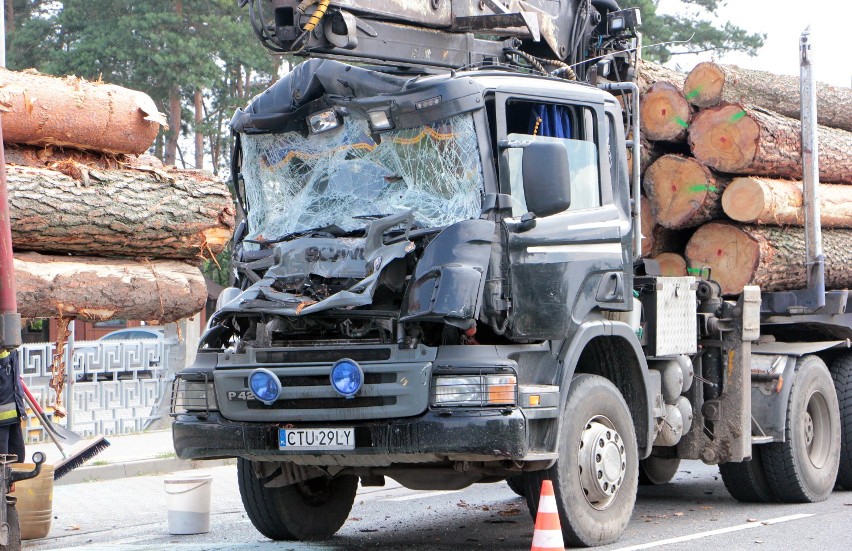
(496, 94), (631, 340)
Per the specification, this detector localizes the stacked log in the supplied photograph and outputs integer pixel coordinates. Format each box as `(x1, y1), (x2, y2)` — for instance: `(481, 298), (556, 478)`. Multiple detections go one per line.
(683, 61), (852, 132)
(640, 82), (693, 142)
(4, 69), (233, 323)
(636, 61), (852, 296)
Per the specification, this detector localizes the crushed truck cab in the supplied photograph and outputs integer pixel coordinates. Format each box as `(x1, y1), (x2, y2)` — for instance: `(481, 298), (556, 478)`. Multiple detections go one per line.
(172, 1), (848, 547)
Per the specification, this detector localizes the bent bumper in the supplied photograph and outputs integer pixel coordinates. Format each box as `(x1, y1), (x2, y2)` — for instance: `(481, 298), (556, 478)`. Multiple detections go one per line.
(173, 408), (528, 464)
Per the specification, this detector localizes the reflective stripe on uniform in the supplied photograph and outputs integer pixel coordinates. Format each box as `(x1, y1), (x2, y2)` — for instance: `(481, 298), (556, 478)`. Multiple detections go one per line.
(0, 402), (17, 421)
(0, 350), (9, 360)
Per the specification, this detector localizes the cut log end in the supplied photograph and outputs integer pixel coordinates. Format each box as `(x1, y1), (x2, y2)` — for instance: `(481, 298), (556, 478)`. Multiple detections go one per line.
(721, 177), (768, 223)
(643, 155), (716, 229)
(652, 253), (687, 277)
(688, 105), (760, 173)
(640, 82), (692, 142)
(685, 223), (759, 295)
(683, 62), (726, 108)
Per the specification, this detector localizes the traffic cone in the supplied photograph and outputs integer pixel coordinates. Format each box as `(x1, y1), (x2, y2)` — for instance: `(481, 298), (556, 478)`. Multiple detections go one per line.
(531, 479), (565, 551)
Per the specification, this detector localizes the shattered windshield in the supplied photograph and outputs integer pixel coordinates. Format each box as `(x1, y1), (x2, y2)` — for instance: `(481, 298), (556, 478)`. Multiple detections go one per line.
(240, 113), (485, 244)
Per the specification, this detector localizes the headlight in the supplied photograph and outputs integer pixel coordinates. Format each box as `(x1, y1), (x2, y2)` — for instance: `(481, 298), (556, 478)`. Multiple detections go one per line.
(431, 374), (517, 407)
(330, 359), (364, 399)
(249, 368), (282, 405)
(307, 108), (342, 133)
(171, 374), (219, 415)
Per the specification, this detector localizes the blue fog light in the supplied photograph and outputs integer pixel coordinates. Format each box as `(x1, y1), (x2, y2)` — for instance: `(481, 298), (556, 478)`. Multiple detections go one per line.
(330, 359), (363, 399)
(249, 368), (281, 405)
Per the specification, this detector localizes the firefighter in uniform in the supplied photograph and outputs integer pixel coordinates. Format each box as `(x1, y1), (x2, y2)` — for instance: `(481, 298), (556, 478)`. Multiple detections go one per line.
(0, 349), (25, 463)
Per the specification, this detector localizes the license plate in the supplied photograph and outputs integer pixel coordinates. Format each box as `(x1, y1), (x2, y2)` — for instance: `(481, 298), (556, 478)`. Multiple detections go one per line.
(279, 428), (355, 451)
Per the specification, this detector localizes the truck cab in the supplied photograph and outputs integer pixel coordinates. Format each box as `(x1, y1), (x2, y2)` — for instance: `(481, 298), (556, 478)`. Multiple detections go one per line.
(172, 60), (664, 545)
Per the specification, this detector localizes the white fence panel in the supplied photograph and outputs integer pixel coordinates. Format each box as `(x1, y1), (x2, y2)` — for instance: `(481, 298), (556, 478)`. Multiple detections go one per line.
(19, 338), (177, 442)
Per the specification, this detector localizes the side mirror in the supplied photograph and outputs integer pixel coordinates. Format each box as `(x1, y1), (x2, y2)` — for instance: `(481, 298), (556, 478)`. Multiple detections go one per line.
(522, 141), (571, 217)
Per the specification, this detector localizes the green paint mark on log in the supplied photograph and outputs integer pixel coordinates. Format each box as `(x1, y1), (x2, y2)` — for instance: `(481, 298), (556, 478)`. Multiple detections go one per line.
(674, 116), (689, 129)
(689, 184), (719, 193)
(730, 110), (747, 123)
(685, 88), (700, 100)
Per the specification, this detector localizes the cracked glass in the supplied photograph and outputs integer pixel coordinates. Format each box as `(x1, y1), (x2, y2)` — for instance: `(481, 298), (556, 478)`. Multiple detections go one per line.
(241, 113), (485, 245)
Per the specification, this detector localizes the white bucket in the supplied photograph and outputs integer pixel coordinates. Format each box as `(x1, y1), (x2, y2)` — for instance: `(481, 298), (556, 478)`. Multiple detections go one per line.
(164, 473), (213, 535)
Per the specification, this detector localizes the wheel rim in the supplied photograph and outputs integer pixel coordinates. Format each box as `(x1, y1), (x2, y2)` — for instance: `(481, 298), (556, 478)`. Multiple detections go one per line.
(804, 389), (832, 469)
(578, 415), (627, 510)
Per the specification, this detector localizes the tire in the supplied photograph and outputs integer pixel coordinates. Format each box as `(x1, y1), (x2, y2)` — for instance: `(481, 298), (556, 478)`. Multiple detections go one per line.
(830, 352), (852, 489)
(522, 374), (638, 547)
(762, 355), (840, 503)
(0, 500), (21, 551)
(719, 445), (777, 503)
(638, 456), (680, 485)
(505, 475), (526, 496)
(237, 458), (358, 541)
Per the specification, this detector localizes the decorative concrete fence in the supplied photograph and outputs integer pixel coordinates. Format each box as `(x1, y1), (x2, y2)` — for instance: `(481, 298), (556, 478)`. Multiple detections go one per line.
(19, 337), (178, 442)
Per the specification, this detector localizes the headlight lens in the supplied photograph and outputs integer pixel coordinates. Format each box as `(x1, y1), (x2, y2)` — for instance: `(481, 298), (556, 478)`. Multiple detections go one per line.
(249, 368), (282, 405)
(431, 374), (517, 407)
(330, 359), (364, 399)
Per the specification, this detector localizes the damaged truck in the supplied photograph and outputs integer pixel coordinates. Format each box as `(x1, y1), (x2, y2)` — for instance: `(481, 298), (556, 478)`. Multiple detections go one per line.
(171, 0), (851, 546)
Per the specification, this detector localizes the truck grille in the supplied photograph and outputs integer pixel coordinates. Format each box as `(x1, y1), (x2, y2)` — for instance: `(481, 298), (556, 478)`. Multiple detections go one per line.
(214, 346), (433, 422)
(254, 348), (391, 363)
(247, 396), (396, 410)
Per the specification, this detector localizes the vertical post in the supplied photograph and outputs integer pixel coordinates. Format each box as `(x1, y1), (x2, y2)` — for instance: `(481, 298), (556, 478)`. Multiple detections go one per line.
(800, 28), (825, 308)
(64, 320), (75, 431)
(0, 4), (20, 350)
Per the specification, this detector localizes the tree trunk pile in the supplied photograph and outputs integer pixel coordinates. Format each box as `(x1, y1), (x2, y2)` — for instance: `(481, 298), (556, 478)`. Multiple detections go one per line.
(635, 61), (852, 295)
(3, 69), (233, 322)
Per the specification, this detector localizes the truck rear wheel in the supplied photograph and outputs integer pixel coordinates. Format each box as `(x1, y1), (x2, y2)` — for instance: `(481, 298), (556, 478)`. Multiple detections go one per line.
(522, 374), (638, 547)
(638, 456), (680, 485)
(830, 352), (852, 489)
(718, 445), (777, 503)
(761, 355), (840, 502)
(237, 458), (358, 541)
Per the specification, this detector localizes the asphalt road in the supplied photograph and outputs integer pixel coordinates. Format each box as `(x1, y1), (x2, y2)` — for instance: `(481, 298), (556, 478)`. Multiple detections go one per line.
(24, 460), (852, 551)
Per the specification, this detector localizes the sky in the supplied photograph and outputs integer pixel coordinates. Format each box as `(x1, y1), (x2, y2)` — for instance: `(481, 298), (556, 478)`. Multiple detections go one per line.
(654, 0), (851, 87)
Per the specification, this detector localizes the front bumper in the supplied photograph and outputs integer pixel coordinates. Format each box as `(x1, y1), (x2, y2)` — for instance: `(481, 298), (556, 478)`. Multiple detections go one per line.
(173, 408), (528, 464)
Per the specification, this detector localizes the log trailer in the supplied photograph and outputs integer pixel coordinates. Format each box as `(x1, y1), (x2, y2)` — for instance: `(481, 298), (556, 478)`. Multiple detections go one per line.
(171, 1), (851, 545)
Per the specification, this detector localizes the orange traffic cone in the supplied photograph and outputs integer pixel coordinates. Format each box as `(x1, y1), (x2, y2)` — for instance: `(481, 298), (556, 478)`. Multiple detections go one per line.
(531, 479), (565, 551)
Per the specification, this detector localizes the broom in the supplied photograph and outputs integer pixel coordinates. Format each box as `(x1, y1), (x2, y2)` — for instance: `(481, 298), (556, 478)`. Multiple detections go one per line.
(20, 380), (110, 480)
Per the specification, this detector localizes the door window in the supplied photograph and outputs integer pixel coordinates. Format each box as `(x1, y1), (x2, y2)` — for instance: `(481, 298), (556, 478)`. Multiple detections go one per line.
(504, 101), (601, 217)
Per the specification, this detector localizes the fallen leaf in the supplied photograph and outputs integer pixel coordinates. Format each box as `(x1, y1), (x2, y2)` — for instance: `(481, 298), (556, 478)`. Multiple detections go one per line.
(64, 525), (80, 531)
(673, 512), (684, 517)
(747, 518), (758, 523)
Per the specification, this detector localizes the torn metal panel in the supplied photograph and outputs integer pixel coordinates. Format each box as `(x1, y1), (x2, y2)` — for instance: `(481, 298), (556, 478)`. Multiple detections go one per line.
(401, 219), (495, 323)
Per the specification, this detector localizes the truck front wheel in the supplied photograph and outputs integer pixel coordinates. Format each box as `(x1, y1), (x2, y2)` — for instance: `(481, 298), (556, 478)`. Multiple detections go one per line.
(761, 355), (840, 502)
(237, 458), (358, 541)
(522, 374), (638, 547)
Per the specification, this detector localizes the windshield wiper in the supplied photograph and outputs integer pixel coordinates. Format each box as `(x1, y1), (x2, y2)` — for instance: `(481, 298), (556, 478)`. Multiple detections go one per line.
(244, 224), (363, 246)
(352, 213), (392, 221)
